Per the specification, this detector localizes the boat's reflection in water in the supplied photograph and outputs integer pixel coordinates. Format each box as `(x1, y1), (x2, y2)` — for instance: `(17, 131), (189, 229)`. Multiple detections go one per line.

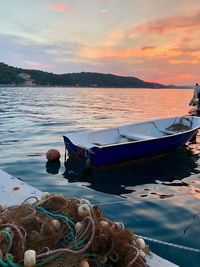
(63, 146), (200, 197)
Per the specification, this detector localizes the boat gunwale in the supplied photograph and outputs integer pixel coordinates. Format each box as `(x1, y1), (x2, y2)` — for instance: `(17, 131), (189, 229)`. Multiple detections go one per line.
(63, 116), (200, 150)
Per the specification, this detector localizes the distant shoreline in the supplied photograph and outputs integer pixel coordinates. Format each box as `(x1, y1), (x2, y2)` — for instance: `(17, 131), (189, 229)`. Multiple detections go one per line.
(0, 62), (193, 89)
(0, 84), (193, 89)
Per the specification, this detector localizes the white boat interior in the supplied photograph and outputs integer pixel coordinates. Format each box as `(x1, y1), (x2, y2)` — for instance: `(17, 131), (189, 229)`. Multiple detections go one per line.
(65, 116), (199, 148)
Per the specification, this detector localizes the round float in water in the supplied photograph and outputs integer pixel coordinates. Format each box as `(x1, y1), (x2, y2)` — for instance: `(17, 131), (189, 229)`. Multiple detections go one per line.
(46, 149), (60, 161)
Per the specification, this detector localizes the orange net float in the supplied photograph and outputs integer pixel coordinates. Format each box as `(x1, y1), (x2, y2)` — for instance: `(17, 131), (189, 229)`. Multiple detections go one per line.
(46, 149), (61, 161)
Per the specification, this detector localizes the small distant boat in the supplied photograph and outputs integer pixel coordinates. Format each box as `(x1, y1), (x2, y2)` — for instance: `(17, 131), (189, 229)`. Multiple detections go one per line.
(63, 116), (200, 166)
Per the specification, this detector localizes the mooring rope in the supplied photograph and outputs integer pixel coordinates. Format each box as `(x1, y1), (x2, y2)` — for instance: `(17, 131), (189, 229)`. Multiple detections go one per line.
(137, 235), (200, 254)
(94, 194), (200, 256)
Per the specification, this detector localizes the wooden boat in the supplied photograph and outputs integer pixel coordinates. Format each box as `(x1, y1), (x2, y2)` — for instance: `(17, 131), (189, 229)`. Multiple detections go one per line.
(63, 116), (200, 166)
(0, 170), (178, 267)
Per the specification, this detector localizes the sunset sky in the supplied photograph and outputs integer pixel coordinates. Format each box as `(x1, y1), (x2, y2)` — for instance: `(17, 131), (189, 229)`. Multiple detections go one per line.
(0, 0), (200, 85)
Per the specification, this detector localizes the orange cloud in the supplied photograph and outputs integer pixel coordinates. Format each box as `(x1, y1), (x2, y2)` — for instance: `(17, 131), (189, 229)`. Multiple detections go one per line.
(133, 10), (200, 34)
(167, 47), (200, 64)
(81, 47), (139, 60)
(78, 9), (200, 85)
(172, 74), (198, 84)
(170, 59), (200, 64)
(175, 73), (193, 79)
(141, 46), (155, 51)
(81, 45), (173, 61)
(171, 47), (200, 56)
(79, 43), (200, 85)
(49, 2), (73, 13)
(104, 30), (125, 46)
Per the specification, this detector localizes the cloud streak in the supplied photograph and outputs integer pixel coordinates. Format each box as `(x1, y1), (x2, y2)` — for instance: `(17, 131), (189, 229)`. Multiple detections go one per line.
(133, 10), (200, 34)
(0, 33), (86, 72)
(48, 2), (73, 13)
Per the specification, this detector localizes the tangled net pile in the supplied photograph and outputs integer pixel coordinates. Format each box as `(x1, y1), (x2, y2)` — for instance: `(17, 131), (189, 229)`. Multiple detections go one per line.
(166, 122), (192, 133)
(166, 117), (193, 133)
(0, 194), (150, 267)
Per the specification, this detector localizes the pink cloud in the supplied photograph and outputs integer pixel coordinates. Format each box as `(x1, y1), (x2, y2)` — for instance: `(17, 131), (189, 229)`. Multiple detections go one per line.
(171, 47), (200, 54)
(104, 30), (125, 46)
(133, 10), (200, 34)
(81, 46), (165, 61)
(79, 43), (200, 84)
(49, 2), (73, 13)
(24, 61), (54, 70)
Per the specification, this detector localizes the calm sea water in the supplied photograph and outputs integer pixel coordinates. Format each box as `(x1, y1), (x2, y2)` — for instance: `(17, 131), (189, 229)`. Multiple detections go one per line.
(0, 87), (200, 266)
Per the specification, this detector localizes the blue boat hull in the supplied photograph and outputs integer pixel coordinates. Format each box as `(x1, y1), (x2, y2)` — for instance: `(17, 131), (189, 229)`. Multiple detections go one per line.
(63, 129), (197, 166)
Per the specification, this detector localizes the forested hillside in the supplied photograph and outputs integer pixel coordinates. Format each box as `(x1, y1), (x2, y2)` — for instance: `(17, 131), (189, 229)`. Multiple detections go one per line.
(0, 62), (166, 88)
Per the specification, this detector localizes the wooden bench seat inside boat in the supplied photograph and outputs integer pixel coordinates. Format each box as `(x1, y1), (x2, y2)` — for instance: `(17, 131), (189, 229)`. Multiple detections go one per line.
(87, 128), (157, 147)
(89, 128), (120, 146)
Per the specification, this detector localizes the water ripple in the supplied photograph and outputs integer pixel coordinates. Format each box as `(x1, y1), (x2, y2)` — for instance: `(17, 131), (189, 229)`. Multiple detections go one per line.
(0, 87), (199, 266)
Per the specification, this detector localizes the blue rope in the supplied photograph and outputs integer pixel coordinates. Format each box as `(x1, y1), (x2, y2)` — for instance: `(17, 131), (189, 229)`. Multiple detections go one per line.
(68, 235), (88, 250)
(67, 231), (75, 240)
(85, 253), (98, 258)
(2, 229), (13, 254)
(0, 229), (22, 267)
(0, 258), (9, 267)
(36, 206), (75, 227)
(6, 254), (22, 267)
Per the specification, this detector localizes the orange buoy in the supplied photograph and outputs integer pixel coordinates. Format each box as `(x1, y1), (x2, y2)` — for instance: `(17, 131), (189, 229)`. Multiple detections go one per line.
(46, 149), (60, 161)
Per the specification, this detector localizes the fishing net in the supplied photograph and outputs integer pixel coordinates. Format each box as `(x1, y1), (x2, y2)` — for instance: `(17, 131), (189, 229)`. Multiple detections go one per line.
(165, 117), (193, 133)
(166, 122), (192, 132)
(0, 194), (150, 267)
